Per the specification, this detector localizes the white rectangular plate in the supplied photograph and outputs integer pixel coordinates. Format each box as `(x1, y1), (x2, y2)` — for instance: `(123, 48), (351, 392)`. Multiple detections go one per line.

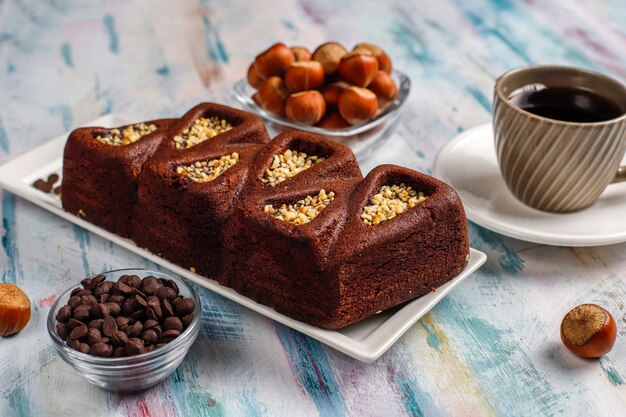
(0, 115), (486, 362)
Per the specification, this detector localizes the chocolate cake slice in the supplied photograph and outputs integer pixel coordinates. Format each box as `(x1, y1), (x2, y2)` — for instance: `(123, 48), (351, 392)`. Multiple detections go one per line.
(62, 119), (174, 237)
(133, 103), (270, 279)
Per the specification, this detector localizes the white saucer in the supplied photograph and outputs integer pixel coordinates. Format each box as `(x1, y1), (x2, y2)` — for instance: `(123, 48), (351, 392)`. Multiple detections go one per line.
(433, 124), (626, 247)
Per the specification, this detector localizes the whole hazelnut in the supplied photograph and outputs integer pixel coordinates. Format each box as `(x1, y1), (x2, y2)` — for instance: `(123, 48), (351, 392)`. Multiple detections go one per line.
(254, 43), (295, 78)
(353, 43), (393, 74)
(337, 86), (378, 125)
(255, 76), (290, 116)
(291, 46), (312, 62)
(337, 51), (379, 87)
(561, 303), (617, 359)
(285, 91), (327, 126)
(312, 42), (347, 75)
(0, 283), (31, 337)
(317, 112), (350, 130)
(285, 61), (325, 92)
(367, 71), (398, 106)
(321, 82), (350, 109)
(246, 63), (264, 89)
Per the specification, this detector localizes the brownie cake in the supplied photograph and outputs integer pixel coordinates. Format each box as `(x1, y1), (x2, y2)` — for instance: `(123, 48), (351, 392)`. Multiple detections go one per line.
(61, 102), (469, 329)
(62, 119), (174, 237)
(133, 103), (270, 279)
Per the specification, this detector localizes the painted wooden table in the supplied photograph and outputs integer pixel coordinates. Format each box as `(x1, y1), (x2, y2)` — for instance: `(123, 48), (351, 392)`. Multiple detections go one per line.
(1, 0), (626, 416)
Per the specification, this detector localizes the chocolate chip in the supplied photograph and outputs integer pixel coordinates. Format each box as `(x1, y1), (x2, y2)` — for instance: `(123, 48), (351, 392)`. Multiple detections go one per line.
(155, 286), (177, 301)
(69, 324), (88, 340)
(33, 178), (53, 193)
(80, 277), (93, 289)
(87, 328), (102, 345)
(113, 347), (126, 358)
(109, 295), (125, 305)
(102, 315), (117, 337)
(76, 289), (92, 297)
(159, 329), (181, 343)
(115, 316), (130, 330)
(128, 275), (142, 289)
(111, 330), (129, 347)
(155, 343), (167, 349)
(78, 343), (91, 354)
(125, 338), (145, 356)
(134, 294), (148, 308)
(88, 319), (104, 331)
(144, 319), (158, 330)
(152, 325), (162, 337)
(99, 294), (110, 304)
(56, 305), (72, 323)
(181, 313), (194, 329)
(106, 302), (121, 317)
(163, 317), (183, 332)
(68, 318), (84, 329)
(141, 329), (158, 345)
(67, 339), (81, 350)
(73, 305), (91, 323)
(68, 295), (81, 308)
(70, 288), (82, 297)
(130, 287), (147, 298)
(98, 303), (109, 318)
(174, 298), (195, 316)
(53, 185), (62, 195)
(94, 281), (113, 298)
(141, 276), (162, 296)
(122, 298), (140, 316)
(91, 343), (113, 357)
(112, 282), (132, 296)
(165, 279), (180, 295)
(48, 173), (60, 184)
(172, 296), (184, 306)
(126, 321), (143, 337)
(162, 299), (174, 317)
(91, 274), (106, 287)
(129, 309), (144, 322)
(56, 323), (70, 340)
(147, 296), (162, 320)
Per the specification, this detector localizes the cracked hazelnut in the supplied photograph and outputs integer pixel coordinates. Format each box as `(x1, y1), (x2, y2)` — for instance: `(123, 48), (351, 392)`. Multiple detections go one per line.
(254, 43), (295, 78)
(337, 51), (379, 87)
(312, 42), (347, 75)
(561, 303), (617, 359)
(0, 283), (31, 337)
(353, 43), (393, 74)
(285, 91), (326, 126)
(285, 61), (325, 92)
(255, 76), (290, 116)
(338, 86), (378, 125)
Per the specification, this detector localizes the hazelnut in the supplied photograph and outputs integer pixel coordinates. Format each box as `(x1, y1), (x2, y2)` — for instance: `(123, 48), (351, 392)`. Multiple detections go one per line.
(312, 42), (347, 75)
(254, 43), (295, 78)
(285, 61), (325, 92)
(285, 91), (326, 126)
(317, 112), (350, 130)
(561, 304), (617, 359)
(337, 51), (379, 87)
(353, 43), (393, 73)
(255, 76), (290, 116)
(291, 46), (312, 62)
(337, 86), (378, 125)
(321, 82), (350, 109)
(367, 71), (398, 106)
(0, 283), (31, 337)
(246, 63), (264, 89)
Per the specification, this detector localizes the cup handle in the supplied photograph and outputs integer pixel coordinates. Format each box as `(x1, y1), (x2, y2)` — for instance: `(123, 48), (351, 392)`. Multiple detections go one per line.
(613, 166), (626, 184)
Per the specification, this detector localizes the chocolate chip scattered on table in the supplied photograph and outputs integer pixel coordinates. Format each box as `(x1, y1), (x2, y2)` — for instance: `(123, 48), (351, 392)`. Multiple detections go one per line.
(55, 273), (195, 357)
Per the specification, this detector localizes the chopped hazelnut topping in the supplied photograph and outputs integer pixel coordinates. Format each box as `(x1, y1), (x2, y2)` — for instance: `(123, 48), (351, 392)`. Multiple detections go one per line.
(261, 149), (325, 187)
(173, 117), (233, 150)
(176, 153), (239, 183)
(95, 123), (157, 146)
(264, 189), (335, 225)
(361, 183), (426, 226)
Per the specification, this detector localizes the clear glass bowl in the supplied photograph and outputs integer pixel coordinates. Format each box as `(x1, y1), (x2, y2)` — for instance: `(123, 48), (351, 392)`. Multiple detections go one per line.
(47, 268), (201, 392)
(232, 70), (411, 160)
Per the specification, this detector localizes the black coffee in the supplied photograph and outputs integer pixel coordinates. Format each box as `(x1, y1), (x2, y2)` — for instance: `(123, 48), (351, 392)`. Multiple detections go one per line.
(508, 86), (623, 123)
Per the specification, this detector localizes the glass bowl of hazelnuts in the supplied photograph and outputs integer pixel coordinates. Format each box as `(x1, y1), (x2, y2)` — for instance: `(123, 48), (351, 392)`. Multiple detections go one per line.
(233, 42), (410, 160)
(46, 269), (201, 392)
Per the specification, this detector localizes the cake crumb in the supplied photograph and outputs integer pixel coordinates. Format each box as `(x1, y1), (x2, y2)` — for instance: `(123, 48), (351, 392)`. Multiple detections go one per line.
(361, 183), (426, 226)
(264, 189), (334, 225)
(261, 149), (325, 187)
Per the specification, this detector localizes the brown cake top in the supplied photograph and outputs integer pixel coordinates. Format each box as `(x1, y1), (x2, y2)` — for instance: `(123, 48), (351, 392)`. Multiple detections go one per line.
(261, 149), (326, 187)
(173, 117), (233, 150)
(95, 123), (157, 146)
(361, 183), (426, 226)
(264, 189), (334, 225)
(176, 152), (239, 183)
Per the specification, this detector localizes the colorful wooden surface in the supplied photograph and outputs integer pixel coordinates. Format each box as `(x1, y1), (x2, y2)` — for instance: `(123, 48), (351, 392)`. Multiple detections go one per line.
(1, 0), (626, 415)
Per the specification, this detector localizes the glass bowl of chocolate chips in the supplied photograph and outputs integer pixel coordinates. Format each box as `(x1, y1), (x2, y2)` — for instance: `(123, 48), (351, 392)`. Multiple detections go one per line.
(47, 269), (201, 392)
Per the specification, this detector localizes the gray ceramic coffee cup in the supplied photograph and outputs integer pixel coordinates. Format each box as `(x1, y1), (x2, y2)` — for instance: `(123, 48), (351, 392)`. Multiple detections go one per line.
(493, 65), (626, 212)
